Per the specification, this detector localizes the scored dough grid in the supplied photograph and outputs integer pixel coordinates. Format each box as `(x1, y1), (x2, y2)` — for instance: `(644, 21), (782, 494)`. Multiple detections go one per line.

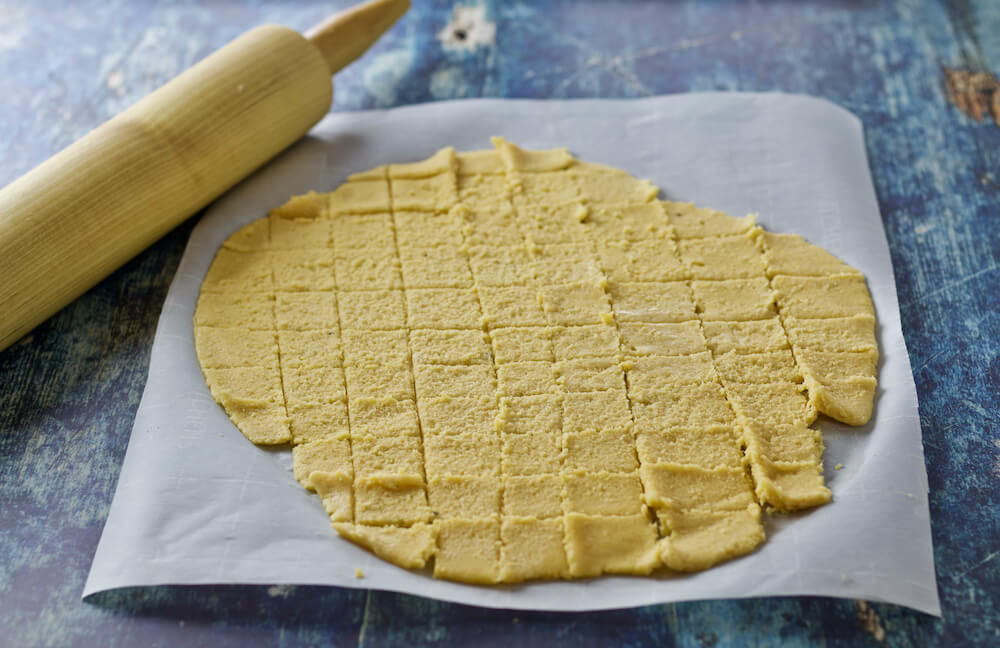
(194, 140), (878, 583)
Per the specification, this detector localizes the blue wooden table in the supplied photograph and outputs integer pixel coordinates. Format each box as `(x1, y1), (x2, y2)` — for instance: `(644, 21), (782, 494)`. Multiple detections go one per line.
(2, 1), (998, 645)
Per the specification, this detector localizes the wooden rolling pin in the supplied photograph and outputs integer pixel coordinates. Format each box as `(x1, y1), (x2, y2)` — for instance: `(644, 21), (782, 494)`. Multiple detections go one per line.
(0, 0), (409, 353)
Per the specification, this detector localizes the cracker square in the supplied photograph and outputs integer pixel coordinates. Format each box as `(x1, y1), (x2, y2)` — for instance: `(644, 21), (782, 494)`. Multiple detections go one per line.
(406, 288), (483, 329)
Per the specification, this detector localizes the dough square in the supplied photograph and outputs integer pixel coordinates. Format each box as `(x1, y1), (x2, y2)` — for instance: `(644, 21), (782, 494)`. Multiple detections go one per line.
(203, 366), (284, 404)
(631, 382), (735, 426)
(625, 352), (716, 390)
(657, 508), (764, 572)
(202, 367), (289, 444)
(750, 460), (830, 512)
(783, 314), (877, 352)
(269, 215), (332, 250)
(725, 382), (817, 427)
(618, 203), (673, 240)
(513, 171), (581, 205)
(640, 463), (755, 511)
(619, 321), (707, 356)
(794, 349), (878, 383)
(691, 278), (776, 321)
(283, 365), (347, 404)
(625, 240), (689, 282)
(418, 396), (498, 437)
(527, 244), (603, 286)
(518, 204), (590, 245)
(713, 350), (801, 384)
(413, 364), (495, 400)
(223, 219), (271, 251)
(202, 249), (273, 293)
(479, 286), (547, 327)
(678, 234), (766, 280)
(221, 402), (291, 445)
(277, 330), (343, 369)
(539, 283), (612, 326)
(347, 397), (421, 438)
(287, 401), (350, 444)
(428, 476), (501, 517)
(292, 434), (352, 485)
(355, 477), (430, 526)
(433, 518), (500, 584)
(194, 328), (278, 369)
(457, 149), (505, 175)
(424, 432), (500, 477)
(500, 517), (569, 581)
(773, 274), (874, 319)
(399, 247), (473, 288)
(497, 361), (558, 396)
(800, 376), (877, 426)
(572, 172), (658, 204)
(394, 211), (465, 249)
(391, 174), (458, 212)
(410, 329), (492, 365)
(389, 148), (455, 178)
(502, 431), (563, 475)
(742, 423), (823, 465)
(341, 330), (410, 367)
(551, 324), (619, 360)
(564, 471), (644, 516)
(564, 513), (659, 577)
(702, 319), (789, 354)
(330, 213), (396, 256)
(595, 241), (632, 284)
(352, 434), (424, 478)
(457, 174), (508, 210)
(562, 390), (631, 434)
(468, 245), (533, 286)
(311, 473), (353, 522)
(406, 288), (483, 329)
(272, 249), (335, 292)
(583, 205), (626, 240)
(760, 231), (860, 277)
(275, 291), (337, 331)
(334, 251), (403, 291)
(503, 474), (563, 518)
(497, 141), (573, 172)
(490, 326), (554, 363)
(563, 430), (638, 472)
(195, 292), (274, 330)
(327, 179), (391, 214)
(663, 202), (754, 238)
(608, 281), (696, 323)
(272, 191), (330, 219)
(465, 206), (524, 246)
(343, 365), (411, 406)
(338, 290), (407, 330)
(589, 204), (672, 242)
(500, 394), (562, 434)
(635, 427), (743, 469)
(556, 357), (625, 392)
(332, 522), (435, 568)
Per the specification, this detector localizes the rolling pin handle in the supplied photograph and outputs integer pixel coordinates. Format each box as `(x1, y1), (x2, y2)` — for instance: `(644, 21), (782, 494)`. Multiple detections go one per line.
(306, 0), (411, 75)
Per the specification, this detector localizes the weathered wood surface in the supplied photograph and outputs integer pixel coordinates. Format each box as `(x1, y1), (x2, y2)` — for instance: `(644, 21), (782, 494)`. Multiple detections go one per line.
(1, 1), (997, 645)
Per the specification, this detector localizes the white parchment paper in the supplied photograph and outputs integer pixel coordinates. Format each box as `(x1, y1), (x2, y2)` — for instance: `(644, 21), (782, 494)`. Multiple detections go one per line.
(84, 94), (940, 615)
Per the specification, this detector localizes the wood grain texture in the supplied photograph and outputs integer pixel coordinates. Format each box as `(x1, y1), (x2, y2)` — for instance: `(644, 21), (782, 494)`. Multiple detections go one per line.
(1, 0), (998, 646)
(0, 25), (332, 351)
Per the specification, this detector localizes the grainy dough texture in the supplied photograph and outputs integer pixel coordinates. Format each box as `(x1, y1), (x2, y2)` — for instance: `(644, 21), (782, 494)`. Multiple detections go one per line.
(194, 139), (878, 583)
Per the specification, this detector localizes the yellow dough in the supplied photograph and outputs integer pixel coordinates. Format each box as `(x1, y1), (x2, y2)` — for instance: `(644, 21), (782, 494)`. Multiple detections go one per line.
(194, 139), (878, 583)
